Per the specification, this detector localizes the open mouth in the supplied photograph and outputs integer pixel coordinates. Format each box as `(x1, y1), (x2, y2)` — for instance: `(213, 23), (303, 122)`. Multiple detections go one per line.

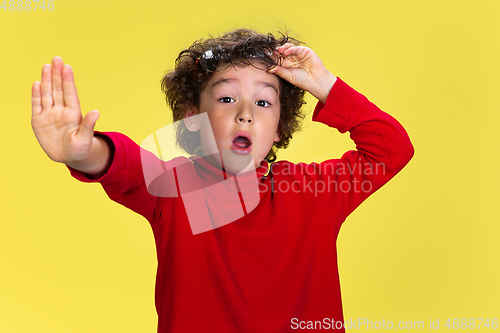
(231, 132), (252, 154)
(233, 136), (251, 149)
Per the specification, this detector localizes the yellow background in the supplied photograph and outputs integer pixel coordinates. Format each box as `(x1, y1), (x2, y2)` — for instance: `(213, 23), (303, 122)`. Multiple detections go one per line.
(1, 0), (499, 331)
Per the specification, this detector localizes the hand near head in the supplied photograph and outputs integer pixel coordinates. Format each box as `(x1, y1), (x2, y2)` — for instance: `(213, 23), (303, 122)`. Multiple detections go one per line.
(268, 44), (337, 104)
(31, 57), (100, 165)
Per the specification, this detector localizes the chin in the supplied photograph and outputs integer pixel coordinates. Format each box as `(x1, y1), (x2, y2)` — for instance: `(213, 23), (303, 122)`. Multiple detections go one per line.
(219, 150), (257, 174)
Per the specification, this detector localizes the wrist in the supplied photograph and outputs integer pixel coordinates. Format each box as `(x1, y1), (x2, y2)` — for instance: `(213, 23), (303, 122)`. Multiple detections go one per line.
(66, 136), (113, 178)
(311, 72), (337, 104)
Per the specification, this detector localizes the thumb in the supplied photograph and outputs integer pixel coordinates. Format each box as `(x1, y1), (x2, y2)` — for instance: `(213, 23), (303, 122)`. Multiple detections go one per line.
(268, 65), (292, 83)
(78, 109), (100, 142)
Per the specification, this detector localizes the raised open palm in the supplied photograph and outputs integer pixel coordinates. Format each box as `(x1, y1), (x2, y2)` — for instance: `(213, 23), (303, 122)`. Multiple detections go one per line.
(31, 56), (100, 164)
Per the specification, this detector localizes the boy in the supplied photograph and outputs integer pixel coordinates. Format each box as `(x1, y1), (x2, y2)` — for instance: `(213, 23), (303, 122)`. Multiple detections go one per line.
(32, 29), (414, 332)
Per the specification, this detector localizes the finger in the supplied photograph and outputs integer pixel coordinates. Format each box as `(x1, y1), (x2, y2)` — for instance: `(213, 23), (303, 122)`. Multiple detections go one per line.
(51, 56), (64, 107)
(275, 52), (301, 69)
(32, 81), (42, 117)
(267, 65), (293, 83)
(282, 46), (309, 58)
(62, 64), (80, 110)
(275, 43), (296, 54)
(283, 48), (314, 70)
(78, 110), (100, 143)
(40, 64), (53, 110)
(267, 52), (282, 67)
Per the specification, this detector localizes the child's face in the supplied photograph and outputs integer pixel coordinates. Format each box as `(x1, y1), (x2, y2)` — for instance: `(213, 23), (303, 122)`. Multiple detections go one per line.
(188, 64), (281, 172)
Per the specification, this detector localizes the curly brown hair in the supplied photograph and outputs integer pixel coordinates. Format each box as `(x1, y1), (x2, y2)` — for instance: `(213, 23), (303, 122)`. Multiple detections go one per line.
(160, 28), (307, 162)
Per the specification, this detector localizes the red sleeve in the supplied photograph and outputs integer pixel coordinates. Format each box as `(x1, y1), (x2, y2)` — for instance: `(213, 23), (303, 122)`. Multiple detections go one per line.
(65, 131), (166, 223)
(297, 77), (414, 220)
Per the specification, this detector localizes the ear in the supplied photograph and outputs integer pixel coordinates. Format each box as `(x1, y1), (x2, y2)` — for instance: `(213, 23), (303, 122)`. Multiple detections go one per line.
(274, 124), (281, 142)
(274, 130), (281, 142)
(183, 106), (201, 132)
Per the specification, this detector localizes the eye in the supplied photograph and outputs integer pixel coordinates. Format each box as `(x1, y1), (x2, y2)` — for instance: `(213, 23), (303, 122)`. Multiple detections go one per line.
(219, 97), (235, 103)
(256, 100), (272, 107)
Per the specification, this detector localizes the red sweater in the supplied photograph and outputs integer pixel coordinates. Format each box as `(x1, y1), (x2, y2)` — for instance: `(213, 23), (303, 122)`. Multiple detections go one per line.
(67, 78), (414, 332)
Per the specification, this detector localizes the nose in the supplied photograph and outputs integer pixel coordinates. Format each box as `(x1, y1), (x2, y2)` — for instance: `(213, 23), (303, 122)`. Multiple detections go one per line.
(235, 103), (254, 125)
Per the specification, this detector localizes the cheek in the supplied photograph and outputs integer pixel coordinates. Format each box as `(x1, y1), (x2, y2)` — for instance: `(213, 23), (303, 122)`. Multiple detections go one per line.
(206, 117), (231, 146)
(203, 110), (224, 134)
(263, 118), (280, 143)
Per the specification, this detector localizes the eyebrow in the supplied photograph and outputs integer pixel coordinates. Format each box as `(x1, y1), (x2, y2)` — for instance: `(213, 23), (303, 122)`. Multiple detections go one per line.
(211, 77), (279, 96)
